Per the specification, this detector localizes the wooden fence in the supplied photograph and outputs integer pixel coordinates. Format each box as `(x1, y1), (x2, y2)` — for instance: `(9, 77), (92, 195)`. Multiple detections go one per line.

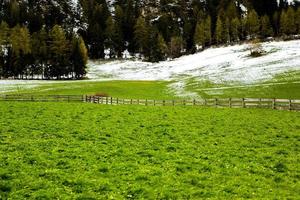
(0, 94), (84, 102)
(0, 94), (299, 111)
(85, 96), (300, 111)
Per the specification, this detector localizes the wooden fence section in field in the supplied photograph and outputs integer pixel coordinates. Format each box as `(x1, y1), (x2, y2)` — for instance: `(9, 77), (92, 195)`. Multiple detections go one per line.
(0, 94), (299, 111)
(0, 94), (84, 102)
(85, 96), (300, 111)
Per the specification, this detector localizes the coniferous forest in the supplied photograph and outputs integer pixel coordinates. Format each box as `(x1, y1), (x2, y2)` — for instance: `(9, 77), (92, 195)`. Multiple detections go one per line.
(0, 0), (300, 79)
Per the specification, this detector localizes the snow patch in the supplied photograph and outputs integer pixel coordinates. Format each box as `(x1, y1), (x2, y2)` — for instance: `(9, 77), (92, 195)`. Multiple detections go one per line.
(87, 40), (300, 84)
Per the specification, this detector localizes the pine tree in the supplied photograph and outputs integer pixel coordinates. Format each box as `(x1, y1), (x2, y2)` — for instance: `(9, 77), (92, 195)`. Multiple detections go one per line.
(31, 28), (48, 78)
(8, 0), (20, 27)
(281, 7), (296, 35)
(0, 22), (10, 77)
(194, 16), (211, 50)
(183, 21), (194, 52)
(260, 15), (274, 37)
(49, 25), (69, 79)
(134, 16), (148, 55)
(194, 21), (205, 49)
(215, 16), (223, 44)
(224, 17), (230, 42)
(114, 5), (125, 57)
(230, 17), (240, 42)
(273, 11), (280, 35)
(169, 36), (183, 58)
(71, 36), (88, 78)
(157, 33), (168, 60)
(296, 8), (300, 34)
(204, 16), (212, 46)
(215, 14), (229, 44)
(147, 28), (168, 62)
(246, 10), (260, 39)
(280, 7), (296, 35)
(10, 26), (31, 78)
(104, 16), (116, 58)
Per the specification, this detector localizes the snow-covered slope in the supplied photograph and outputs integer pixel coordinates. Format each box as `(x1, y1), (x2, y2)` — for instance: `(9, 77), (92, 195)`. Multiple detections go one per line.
(88, 40), (300, 84)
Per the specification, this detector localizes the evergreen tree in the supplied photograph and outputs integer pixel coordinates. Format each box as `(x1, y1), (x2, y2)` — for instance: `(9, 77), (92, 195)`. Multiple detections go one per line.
(183, 20), (194, 52)
(194, 21), (205, 49)
(0, 22), (10, 77)
(114, 5), (125, 57)
(260, 15), (274, 37)
(134, 16), (149, 55)
(215, 14), (229, 44)
(71, 36), (88, 78)
(296, 8), (300, 34)
(157, 33), (168, 60)
(280, 7), (296, 35)
(273, 11), (280, 36)
(230, 17), (240, 42)
(10, 26), (31, 78)
(246, 10), (260, 39)
(215, 16), (223, 44)
(194, 16), (211, 49)
(8, 0), (20, 27)
(169, 36), (183, 58)
(49, 25), (69, 79)
(31, 28), (48, 78)
(204, 16), (212, 46)
(105, 16), (117, 58)
(147, 28), (168, 62)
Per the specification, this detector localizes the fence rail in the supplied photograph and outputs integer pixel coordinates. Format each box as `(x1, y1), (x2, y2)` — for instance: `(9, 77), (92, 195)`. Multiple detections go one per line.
(0, 94), (299, 111)
(0, 94), (84, 102)
(85, 96), (300, 111)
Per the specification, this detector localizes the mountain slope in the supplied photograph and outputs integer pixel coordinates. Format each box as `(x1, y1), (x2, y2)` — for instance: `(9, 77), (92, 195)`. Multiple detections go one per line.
(88, 40), (300, 84)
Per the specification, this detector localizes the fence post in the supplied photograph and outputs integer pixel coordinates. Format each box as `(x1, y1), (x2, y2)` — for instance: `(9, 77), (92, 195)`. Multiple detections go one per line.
(272, 98), (276, 110)
(145, 99), (148, 106)
(163, 100), (165, 106)
(117, 98), (119, 105)
(68, 96), (70, 102)
(204, 99), (207, 106)
(259, 98), (262, 108)
(31, 95), (34, 102)
(154, 100), (156, 106)
(183, 100), (186, 106)
(229, 98), (232, 108)
(242, 98), (245, 108)
(215, 98), (218, 107)
(289, 99), (292, 111)
(172, 100), (175, 106)
(193, 99), (196, 106)
(111, 97), (113, 105)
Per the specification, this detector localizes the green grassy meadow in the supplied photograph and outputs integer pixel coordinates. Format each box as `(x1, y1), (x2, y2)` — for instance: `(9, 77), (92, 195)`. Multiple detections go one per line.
(7, 81), (175, 100)
(0, 102), (299, 199)
(3, 70), (300, 100)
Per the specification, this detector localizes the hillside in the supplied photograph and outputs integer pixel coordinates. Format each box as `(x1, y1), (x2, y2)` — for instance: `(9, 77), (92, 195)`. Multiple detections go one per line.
(1, 40), (300, 99)
(88, 39), (300, 98)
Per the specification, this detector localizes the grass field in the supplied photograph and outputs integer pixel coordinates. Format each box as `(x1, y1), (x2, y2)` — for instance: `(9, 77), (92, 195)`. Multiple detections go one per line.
(3, 81), (175, 100)
(0, 102), (299, 199)
(2, 70), (300, 100)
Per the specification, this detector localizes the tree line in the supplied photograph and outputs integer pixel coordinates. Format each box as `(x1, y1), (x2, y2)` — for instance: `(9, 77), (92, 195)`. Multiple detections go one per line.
(1, 0), (300, 79)
(0, 23), (88, 79)
(79, 0), (300, 61)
